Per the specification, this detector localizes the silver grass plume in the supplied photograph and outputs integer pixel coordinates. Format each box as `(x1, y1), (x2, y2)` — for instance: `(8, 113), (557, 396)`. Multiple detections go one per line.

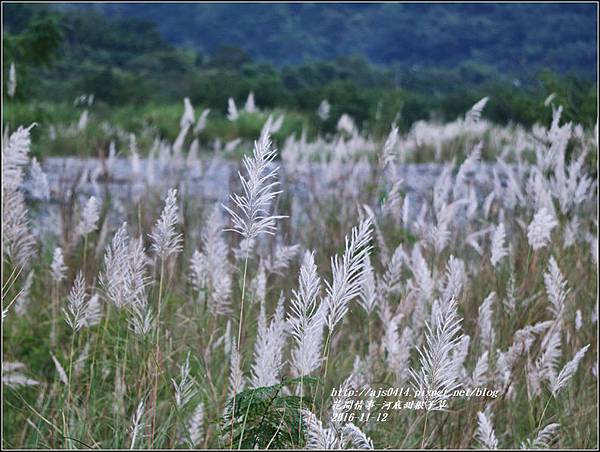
(28, 157), (50, 201)
(317, 99), (331, 121)
(477, 292), (496, 350)
(2, 124), (36, 268)
(223, 132), (286, 240)
(51, 353), (68, 385)
(172, 351), (197, 409)
(14, 270), (34, 316)
(358, 255), (378, 315)
(185, 402), (205, 447)
(543, 256), (569, 318)
(7, 61), (16, 97)
(550, 344), (589, 397)
(341, 423), (374, 449)
(490, 223), (508, 268)
(180, 97), (195, 129)
(149, 188), (183, 259)
(50, 247), (67, 283)
(129, 398), (146, 450)
(289, 251), (324, 376)
(520, 423), (560, 449)
(325, 217), (373, 331)
(527, 208), (557, 251)
(410, 244), (434, 303)
(380, 125), (399, 170)
(197, 206), (233, 315)
(471, 351), (489, 387)
(409, 295), (464, 410)
(2, 361), (39, 388)
(251, 293), (287, 387)
(226, 97), (239, 121)
(194, 108), (210, 135)
(77, 196), (100, 237)
(465, 97), (489, 123)
(264, 243), (300, 276)
(64, 271), (88, 332)
(301, 409), (340, 450)
(100, 224), (150, 311)
(244, 91), (257, 113)
(475, 411), (498, 449)
(228, 337), (245, 398)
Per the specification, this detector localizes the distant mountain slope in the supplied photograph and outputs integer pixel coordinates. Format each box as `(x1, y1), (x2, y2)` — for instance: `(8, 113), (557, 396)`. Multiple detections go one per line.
(55, 2), (597, 78)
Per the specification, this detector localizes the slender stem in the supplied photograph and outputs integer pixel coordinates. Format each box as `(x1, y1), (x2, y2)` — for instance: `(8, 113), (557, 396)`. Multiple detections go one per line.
(230, 250), (250, 449)
(318, 329), (333, 420)
(151, 258), (165, 447)
(65, 333), (76, 449)
(82, 235), (88, 278)
(421, 411), (429, 448)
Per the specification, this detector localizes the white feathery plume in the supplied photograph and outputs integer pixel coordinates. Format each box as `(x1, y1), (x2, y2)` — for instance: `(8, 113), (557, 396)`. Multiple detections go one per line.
(2, 124), (35, 190)
(478, 292), (496, 349)
(2, 187), (36, 268)
(180, 97), (195, 129)
(536, 328), (561, 383)
(471, 351), (489, 386)
(520, 423), (560, 449)
(289, 251), (324, 377)
(527, 208), (557, 251)
(100, 224), (150, 311)
(185, 402), (205, 447)
(544, 256), (569, 318)
(228, 337), (245, 398)
(149, 188), (183, 259)
(51, 353), (68, 385)
(77, 196), (100, 237)
(264, 244), (300, 276)
(410, 244), (434, 303)
(550, 344), (589, 397)
(50, 247), (67, 283)
(226, 97), (239, 121)
(341, 423), (374, 449)
(317, 99), (330, 121)
(475, 411), (498, 449)
(325, 217), (373, 331)
(244, 91), (257, 113)
(382, 309), (412, 384)
(74, 340), (91, 377)
(7, 61), (16, 97)
(14, 270), (34, 316)
(2, 361), (39, 388)
(197, 207), (233, 315)
(490, 223), (508, 268)
(575, 309), (582, 331)
(64, 271), (88, 332)
(223, 132), (286, 241)
(129, 398), (146, 450)
(379, 244), (405, 297)
(358, 255), (378, 315)
(442, 255), (466, 304)
(301, 409), (340, 450)
(189, 250), (208, 294)
(2, 125), (36, 268)
(381, 125), (399, 170)
(409, 295), (464, 410)
(251, 294), (287, 387)
(28, 157), (50, 201)
(194, 108), (211, 134)
(465, 97), (489, 123)
(77, 109), (88, 131)
(172, 351), (197, 409)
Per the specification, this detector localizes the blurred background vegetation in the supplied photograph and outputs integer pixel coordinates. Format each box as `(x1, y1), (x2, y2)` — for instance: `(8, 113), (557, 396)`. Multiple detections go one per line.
(2, 3), (597, 153)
